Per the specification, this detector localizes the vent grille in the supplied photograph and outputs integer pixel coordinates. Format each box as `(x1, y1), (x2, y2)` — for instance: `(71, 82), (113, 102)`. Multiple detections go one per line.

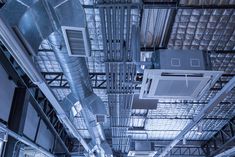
(96, 115), (106, 123)
(155, 79), (201, 97)
(128, 151), (157, 157)
(128, 141), (157, 157)
(62, 26), (90, 57)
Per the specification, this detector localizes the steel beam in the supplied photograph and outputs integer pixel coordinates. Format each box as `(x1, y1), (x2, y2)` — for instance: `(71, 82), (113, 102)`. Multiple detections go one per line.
(155, 146), (205, 157)
(4, 88), (29, 157)
(26, 72), (107, 89)
(31, 90), (73, 154)
(0, 46), (24, 87)
(140, 47), (235, 54)
(158, 76), (235, 157)
(83, 2), (235, 9)
(25, 71), (233, 93)
(143, 2), (235, 9)
(201, 117), (235, 157)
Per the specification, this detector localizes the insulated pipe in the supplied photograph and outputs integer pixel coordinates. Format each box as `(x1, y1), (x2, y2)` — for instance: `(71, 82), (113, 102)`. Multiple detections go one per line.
(158, 76), (235, 157)
(0, 17), (94, 155)
(0, 123), (54, 157)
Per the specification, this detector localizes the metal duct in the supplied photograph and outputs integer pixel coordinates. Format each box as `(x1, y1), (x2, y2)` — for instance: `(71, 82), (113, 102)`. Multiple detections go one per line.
(0, 16), (93, 156)
(0, 0), (112, 156)
(46, 3), (110, 155)
(48, 30), (112, 157)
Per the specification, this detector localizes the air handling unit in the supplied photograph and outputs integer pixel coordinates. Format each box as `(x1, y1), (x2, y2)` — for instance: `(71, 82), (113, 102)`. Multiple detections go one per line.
(139, 49), (223, 100)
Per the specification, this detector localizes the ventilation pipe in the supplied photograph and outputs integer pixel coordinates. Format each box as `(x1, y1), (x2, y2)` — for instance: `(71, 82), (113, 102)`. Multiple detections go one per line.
(0, 0), (112, 156)
(0, 12), (94, 157)
(46, 1), (112, 156)
(48, 31), (112, 156)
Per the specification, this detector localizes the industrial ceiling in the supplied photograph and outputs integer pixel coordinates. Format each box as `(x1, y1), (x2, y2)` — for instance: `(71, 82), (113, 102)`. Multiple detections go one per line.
(0, 0), (235, 157)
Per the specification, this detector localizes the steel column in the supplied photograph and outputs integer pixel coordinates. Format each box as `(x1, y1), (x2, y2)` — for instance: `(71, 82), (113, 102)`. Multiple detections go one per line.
(4, 88), (29, 157)
(83, 2), (235, 9)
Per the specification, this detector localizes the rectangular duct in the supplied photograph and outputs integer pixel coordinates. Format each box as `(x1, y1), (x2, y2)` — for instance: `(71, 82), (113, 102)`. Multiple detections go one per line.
(62, 26), (90, 57)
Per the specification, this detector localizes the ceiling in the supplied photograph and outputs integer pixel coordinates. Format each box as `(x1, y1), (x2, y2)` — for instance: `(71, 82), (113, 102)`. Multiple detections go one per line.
(34, 0), (235, 156)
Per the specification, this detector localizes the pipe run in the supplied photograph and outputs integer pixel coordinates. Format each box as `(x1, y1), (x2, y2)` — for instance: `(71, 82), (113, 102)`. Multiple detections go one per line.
(0, 123), (54, 157)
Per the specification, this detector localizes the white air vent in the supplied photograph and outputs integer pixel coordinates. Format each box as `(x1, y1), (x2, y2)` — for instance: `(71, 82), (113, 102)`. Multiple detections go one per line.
(62, 26), (90, 57)
(128, 141), (157, 157)
(139, 69), (223, 100)
(128, 151), (157, 157)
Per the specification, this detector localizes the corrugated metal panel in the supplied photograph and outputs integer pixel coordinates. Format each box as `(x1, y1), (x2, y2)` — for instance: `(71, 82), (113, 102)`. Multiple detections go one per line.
(185, 131), (217, 140)
(145, 119), (190, 130)
(210, 52), (235, 74)
(141, 9), (172, 47)
(148, 103), (204, 119)
(130, 116), (145, 127)
(168, 9), (235, 50)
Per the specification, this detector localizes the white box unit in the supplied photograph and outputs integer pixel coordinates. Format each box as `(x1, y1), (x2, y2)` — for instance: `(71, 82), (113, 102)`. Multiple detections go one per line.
(128, 151), (157, 157)
(62, 26), (90, 57)
(128, 141), (157, 157)
(139, 69), (223, 100)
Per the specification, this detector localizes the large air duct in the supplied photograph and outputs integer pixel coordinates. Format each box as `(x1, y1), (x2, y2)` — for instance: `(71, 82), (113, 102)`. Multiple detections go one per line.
(49, 32), (111, 154)
(0, 0), (112, 156)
